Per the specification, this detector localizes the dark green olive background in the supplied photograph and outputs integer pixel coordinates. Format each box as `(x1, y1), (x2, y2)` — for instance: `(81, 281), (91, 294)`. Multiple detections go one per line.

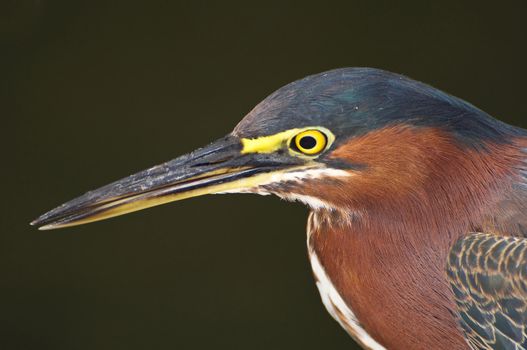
(3, 1), (527, 349)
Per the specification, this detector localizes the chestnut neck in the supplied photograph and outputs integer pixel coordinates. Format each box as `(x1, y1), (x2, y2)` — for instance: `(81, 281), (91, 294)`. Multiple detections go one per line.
(308, 128), (526, 349)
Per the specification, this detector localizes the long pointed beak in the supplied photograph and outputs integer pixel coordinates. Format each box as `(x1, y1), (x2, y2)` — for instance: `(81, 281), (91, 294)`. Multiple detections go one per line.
(31, 135), (306, 230)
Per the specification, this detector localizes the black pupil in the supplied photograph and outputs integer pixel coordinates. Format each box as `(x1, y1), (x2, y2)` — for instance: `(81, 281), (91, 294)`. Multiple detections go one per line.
(299, 135), (317, 149)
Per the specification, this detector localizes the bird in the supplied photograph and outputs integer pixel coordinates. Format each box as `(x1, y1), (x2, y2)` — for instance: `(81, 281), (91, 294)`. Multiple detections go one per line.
(31, 68), (527, 350)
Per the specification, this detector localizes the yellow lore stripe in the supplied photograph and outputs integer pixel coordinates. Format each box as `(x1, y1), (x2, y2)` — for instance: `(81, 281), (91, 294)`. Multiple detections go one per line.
(240, 127), (335, 155)
(241, 129), (301, 154)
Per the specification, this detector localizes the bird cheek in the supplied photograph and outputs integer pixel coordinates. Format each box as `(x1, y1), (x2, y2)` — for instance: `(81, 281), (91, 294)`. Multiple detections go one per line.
(288, 178), (355, 210)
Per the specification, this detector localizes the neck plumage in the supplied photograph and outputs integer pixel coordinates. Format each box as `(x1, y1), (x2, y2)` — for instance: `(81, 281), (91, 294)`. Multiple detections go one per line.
(308, 129), (527, 349)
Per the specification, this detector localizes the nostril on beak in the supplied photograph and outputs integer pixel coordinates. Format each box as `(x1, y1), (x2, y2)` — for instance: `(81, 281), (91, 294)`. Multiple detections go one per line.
(190, 155), (236, 168)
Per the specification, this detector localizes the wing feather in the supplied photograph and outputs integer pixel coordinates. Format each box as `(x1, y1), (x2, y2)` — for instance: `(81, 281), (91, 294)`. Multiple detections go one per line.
(448, 233), (527, 350)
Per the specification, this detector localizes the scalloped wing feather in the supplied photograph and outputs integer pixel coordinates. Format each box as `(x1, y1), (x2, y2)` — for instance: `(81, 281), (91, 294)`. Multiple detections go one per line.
(448, 233), (527, 350)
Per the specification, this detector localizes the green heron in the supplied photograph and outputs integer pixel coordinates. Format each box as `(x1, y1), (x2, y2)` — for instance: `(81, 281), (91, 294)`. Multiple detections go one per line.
(32, 68), (527, 350)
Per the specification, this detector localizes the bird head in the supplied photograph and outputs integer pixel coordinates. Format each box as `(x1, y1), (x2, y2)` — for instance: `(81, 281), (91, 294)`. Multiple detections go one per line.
(31, 68), (518, 230)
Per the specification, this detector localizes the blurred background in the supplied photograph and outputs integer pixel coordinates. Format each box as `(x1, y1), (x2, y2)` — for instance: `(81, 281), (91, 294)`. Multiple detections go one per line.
(3, 1), (527, 349)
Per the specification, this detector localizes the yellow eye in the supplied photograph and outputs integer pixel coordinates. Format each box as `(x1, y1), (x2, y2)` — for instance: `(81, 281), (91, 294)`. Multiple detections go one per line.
(292, 130), (327, 155)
